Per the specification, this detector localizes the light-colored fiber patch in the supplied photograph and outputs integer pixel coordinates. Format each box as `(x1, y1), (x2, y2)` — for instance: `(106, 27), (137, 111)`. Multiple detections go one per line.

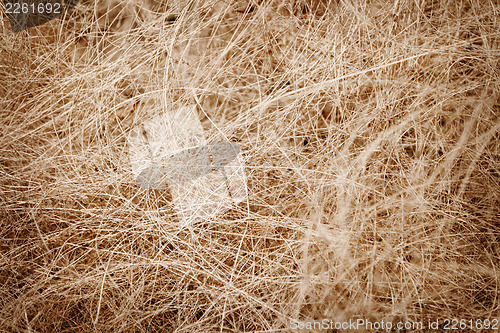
(1, 0), (499, 331)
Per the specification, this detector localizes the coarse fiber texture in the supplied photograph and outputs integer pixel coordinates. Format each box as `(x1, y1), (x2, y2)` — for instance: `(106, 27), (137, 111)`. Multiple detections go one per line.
(0, 0), (499, 331)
